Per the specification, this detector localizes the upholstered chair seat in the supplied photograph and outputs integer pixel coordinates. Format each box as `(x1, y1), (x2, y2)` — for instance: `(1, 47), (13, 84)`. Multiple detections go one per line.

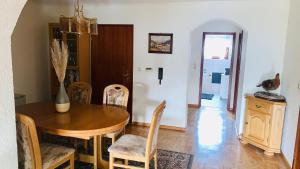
(108, 134), (147, 157)
(41, 143), (75, 169)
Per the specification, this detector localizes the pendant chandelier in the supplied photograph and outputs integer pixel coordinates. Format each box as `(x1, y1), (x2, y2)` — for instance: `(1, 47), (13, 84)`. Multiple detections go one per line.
(60, 0), (98, 35)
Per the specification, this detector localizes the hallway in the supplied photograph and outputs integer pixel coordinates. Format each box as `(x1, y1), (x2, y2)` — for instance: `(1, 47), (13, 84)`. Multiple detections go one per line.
(128, 107), (289, 169)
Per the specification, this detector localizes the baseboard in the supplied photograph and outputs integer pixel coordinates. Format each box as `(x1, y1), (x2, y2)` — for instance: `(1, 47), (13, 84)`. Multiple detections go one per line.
(235, 123), (242, 139)
(281, 152), (292, 169)
(132, 122), (186, 132)
(188, 104), (200, 108)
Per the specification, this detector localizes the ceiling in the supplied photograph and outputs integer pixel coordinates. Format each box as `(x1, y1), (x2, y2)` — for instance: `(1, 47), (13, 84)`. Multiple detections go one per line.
(38, 0), (249, 5)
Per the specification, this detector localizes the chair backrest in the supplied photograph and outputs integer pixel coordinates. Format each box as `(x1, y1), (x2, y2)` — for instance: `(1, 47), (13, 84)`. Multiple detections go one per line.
(16, 113), (42, 169)
(67, 82), (92, 104)
(103, 84), (129, 108)
(145, 101), (166, 158)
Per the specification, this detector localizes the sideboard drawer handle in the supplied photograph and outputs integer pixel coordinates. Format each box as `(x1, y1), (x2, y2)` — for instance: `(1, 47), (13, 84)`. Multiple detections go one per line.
(256, 105), (262, 108)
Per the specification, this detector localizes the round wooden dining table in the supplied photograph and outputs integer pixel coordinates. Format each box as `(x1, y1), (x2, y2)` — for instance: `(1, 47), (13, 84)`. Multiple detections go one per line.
(16, 102), (130, 169)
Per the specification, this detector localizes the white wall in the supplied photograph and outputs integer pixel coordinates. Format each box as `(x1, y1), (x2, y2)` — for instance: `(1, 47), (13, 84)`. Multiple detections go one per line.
(281, 0), (300, 165)
(0, 0), (27, 168)
(2, 0), (295, 167)
(12, 0), (50, 103)
(202, 59), (230, 95)
(37, 0), (290, 129)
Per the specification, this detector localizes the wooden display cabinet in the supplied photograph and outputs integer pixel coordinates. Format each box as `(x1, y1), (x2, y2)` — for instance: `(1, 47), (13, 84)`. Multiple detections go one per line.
(48, 23), (91, 99)
(241, 95), (286, 156)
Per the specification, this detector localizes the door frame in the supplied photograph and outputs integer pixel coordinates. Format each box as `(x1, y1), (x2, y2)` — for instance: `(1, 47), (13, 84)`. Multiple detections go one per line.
(198, 32), (237, 111)
(232, 31), (243, 114)
(292, 109), (300, 168)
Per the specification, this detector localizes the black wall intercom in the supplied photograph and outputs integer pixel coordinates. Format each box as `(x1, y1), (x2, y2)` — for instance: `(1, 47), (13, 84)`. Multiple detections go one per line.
(158, 67), (163, 85)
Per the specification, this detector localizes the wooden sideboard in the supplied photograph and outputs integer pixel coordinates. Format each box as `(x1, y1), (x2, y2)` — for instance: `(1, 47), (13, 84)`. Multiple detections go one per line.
(241, 95), (286, 156)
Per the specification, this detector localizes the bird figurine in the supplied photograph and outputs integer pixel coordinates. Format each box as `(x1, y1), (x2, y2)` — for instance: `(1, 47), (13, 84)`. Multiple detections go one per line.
(257, 73), (280, 91)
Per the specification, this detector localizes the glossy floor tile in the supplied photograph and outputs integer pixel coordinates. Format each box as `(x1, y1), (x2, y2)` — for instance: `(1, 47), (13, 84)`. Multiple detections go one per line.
(127, 106), (290, 169)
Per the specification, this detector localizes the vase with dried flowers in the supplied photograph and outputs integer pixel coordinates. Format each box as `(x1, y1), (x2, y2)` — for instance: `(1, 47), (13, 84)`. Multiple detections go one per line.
(51, 39), (70, 113)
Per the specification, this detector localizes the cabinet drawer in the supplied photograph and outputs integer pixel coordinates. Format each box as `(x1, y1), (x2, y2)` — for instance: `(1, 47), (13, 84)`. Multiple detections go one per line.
(248, 98), (271, 114)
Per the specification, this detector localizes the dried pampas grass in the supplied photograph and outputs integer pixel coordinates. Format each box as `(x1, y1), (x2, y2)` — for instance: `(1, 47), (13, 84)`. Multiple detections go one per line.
(51, 39), (69, 83)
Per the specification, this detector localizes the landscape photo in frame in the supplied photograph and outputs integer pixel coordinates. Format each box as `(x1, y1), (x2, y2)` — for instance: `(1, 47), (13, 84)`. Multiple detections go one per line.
(148, 33), (173, 54)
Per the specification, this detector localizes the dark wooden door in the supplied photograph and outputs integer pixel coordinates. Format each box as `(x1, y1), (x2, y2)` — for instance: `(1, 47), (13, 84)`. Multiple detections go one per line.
(91, 24), (133, 122)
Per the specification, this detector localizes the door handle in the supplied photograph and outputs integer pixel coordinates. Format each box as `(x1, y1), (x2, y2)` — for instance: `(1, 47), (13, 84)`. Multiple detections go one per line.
(255, 105), (262, 109)
(122, 73), (129, 77)
(122, 73), (130, 83)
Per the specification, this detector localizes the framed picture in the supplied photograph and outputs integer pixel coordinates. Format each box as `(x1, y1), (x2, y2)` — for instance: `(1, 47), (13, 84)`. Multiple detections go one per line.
(148, 33), (173, 54)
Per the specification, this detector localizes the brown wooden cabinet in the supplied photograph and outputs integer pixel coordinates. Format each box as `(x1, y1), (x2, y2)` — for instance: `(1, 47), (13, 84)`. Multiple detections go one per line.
(241, 95), (286, 156)
(48, 23), (90, 99)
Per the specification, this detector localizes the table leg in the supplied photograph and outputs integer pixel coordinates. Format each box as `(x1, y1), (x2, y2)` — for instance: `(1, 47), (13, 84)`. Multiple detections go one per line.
(78, 135), (109, 169)
(97, 135), (109, 169)
(93, 136), (98, 169)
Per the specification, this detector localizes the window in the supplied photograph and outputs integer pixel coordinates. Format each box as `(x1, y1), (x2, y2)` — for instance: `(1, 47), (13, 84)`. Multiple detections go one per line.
(204, 35), (234, 60)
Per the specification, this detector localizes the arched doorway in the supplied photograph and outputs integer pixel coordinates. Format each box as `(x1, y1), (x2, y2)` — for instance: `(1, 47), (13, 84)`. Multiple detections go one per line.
(0, 0), (28, 168)
(188, 19), (246, 115)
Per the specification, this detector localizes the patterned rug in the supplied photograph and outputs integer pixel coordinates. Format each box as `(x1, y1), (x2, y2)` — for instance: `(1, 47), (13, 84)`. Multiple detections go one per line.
(44, 135), (193, 169)
(75, 149), (193, 169)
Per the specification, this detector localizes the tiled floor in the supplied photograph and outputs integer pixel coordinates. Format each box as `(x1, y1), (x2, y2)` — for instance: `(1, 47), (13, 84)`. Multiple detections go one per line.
(127, 106), (290, 169)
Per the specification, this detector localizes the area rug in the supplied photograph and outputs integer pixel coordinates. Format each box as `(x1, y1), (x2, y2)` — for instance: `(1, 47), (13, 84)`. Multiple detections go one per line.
(202, 93), (214, 100)
(75, 149), (193, 169)
(47, 135), (193, 169)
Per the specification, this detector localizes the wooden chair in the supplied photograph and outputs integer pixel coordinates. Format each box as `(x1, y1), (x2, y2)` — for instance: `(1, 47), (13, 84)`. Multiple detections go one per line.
(86, 84), (129, 165)
(16, 113), (75, 169)
(103, 84), (129, 143)
(103, 84), (129, 108)
(67, 81), (92, 104)
(108, 100), (166, 169)
(67, 81), (92, 151)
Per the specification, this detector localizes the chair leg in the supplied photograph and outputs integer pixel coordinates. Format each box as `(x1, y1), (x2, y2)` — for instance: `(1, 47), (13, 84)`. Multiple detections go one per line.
(145, 160), (150, 169)
(84, 140), (88, 153)
(112, 135), (116, 143)
(123, 127), (126, 135)
(109, 154), (114, 169)
(154, 151), (158, 169)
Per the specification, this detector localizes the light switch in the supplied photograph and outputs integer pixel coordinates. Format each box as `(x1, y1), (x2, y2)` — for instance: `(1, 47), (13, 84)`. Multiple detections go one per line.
(145, 67), (153, 71)
(298, 83), (300, 90)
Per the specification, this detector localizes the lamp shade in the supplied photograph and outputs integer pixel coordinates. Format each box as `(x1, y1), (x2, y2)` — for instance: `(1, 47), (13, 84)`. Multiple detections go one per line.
(60, 15), (98, 35)
(59, 0), (98, 35)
